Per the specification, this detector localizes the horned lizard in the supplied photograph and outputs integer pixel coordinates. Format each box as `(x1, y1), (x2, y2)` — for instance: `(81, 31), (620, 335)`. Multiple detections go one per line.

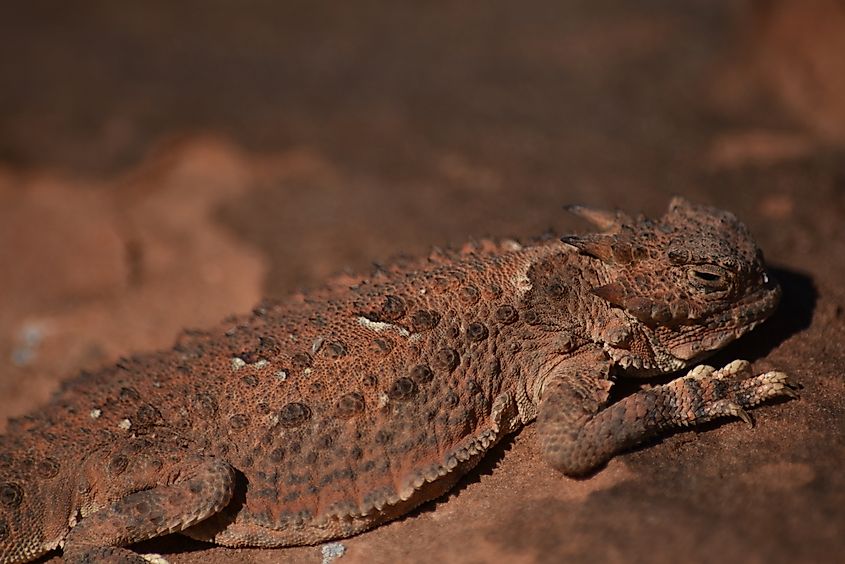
(0, 197), (797, 563)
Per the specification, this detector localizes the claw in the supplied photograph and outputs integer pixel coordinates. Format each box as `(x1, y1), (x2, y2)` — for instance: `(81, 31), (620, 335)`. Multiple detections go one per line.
(734, 405), (754, 428)
(760, 371), (800, 399)
(706, 399), (754, 427)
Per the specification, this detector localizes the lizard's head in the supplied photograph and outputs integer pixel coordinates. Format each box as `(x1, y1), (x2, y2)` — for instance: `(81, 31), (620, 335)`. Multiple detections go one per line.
(563, 197), (780, 373)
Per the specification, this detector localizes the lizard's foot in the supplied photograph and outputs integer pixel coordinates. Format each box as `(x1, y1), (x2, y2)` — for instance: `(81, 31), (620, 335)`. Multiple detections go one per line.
(62, 456), (234, 564)
(60, 547), (170, 563)
(668, 359), (798, 428)
(63, 546), (164, 564)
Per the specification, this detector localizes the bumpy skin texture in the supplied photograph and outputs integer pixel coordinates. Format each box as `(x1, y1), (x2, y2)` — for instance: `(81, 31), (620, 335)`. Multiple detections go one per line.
(0, 198), (797, 563)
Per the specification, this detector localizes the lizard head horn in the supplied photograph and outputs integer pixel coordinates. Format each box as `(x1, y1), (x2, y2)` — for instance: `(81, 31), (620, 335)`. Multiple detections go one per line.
(560, 234), (635, 264)
(561, 204), (639, 264)
(564, 204), (632, 233)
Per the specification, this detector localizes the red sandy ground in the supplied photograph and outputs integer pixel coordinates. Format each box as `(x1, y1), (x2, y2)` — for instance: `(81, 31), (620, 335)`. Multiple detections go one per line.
(0, 2), (843, 563)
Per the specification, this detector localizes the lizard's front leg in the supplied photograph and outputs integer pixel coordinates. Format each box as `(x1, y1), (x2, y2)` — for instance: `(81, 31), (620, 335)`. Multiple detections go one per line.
(537, 358), (798, 476)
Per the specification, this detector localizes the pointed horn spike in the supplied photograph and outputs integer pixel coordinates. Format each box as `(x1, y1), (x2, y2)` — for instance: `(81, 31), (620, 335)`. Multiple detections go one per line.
(590, 282), (628, 307)
(560, 234), (617, 263)
(668, 196), (695, 214)
(564, 204), (632, 232)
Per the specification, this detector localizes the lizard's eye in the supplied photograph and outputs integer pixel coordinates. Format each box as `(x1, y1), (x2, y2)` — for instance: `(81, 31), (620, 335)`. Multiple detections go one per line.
(687, 265), (730, 292)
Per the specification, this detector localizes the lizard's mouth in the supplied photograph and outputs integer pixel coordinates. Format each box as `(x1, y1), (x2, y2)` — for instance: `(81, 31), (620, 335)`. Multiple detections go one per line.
(668, 274), (781, 362)
(604, 271), (781, 376)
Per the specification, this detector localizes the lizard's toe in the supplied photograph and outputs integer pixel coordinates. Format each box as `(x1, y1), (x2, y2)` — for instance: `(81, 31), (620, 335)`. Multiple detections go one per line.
(735, 371), (800, 406)
(713, 359), (753, 380)
(703, 399), (753, 427)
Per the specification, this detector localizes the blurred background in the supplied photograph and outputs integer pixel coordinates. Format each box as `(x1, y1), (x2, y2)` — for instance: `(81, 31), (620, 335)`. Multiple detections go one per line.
(0, 1), (843, 563)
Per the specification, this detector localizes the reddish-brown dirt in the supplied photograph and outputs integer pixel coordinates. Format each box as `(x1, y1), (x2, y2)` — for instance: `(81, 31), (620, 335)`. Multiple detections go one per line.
(1, 2), (842, 563)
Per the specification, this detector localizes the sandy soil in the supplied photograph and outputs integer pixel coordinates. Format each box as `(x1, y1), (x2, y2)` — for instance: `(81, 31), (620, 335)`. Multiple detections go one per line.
(0, 2), (843, 563)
